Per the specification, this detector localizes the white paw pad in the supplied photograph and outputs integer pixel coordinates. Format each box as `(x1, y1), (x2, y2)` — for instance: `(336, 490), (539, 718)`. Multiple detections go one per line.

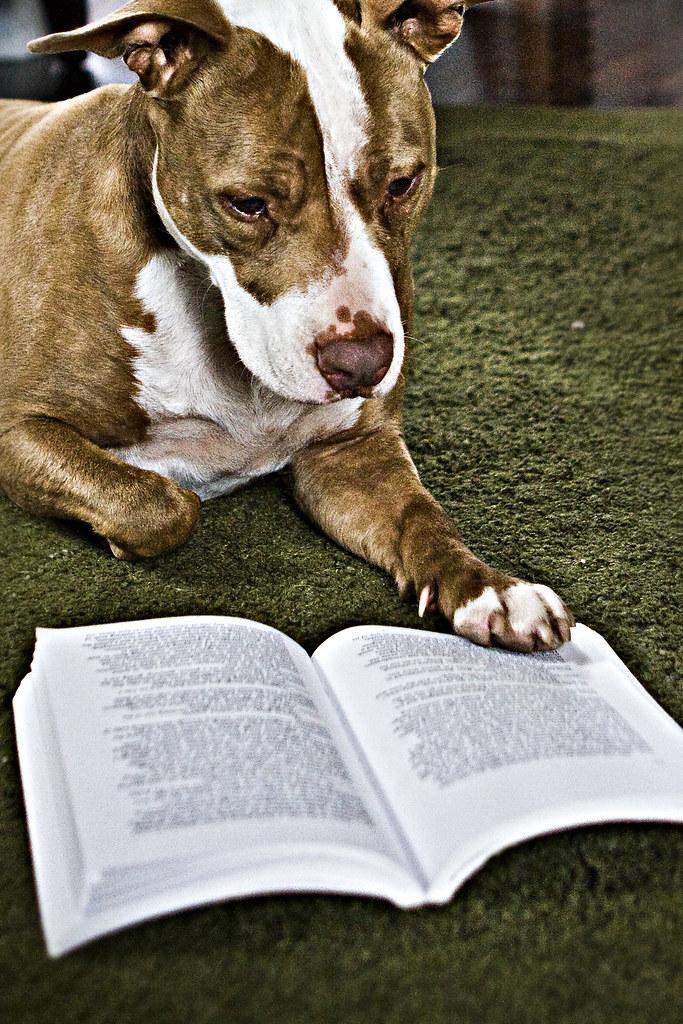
(452, 582), (572, 651)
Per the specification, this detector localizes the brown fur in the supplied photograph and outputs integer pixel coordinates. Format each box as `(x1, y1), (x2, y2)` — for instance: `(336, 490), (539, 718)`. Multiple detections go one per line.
(0, 0), (573, 647)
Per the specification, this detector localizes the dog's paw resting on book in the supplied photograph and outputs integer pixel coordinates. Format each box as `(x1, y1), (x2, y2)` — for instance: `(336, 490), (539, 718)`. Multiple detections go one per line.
(292, 433), (574, 652)
(449, 581), (573, 653)
(389, 496), (573, 650)
(420, 575), (573, 653)
(0, 0), (572, 650)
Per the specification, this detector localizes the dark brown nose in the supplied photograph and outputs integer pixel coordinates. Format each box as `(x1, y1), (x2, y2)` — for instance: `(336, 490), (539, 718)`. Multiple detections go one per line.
(316, 332), (394, 398)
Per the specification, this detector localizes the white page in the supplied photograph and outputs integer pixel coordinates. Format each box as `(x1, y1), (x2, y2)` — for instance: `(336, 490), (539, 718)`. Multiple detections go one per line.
(313, 624), (683, 892)
(14, 675), (85, 955)
(30, 616), (411, 889)
(16, 667), (422, 958)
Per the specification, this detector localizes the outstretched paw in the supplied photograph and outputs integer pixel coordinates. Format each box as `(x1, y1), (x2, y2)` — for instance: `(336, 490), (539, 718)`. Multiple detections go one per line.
(443, 580), (574, 652)
(415, 568), (574, 652)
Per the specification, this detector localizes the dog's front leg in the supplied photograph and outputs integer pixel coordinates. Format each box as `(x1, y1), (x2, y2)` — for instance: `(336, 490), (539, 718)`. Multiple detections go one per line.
(0, 417), (199, 559)
(292, 426), (573, 651)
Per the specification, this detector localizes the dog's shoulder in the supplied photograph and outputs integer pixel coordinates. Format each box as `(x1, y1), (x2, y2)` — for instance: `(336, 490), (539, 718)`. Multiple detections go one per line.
(0, 86), (129, 163)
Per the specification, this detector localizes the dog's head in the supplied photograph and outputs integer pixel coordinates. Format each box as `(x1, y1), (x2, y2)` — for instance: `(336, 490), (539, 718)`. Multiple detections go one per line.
(31, 0), (487, 404)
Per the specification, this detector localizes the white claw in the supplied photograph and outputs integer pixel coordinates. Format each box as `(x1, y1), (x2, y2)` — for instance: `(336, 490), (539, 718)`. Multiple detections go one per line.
(418, 584), (431, 618)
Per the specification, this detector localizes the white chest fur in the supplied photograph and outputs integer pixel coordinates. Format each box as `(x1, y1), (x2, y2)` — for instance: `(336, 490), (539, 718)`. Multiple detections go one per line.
(115, 254), (364, 500)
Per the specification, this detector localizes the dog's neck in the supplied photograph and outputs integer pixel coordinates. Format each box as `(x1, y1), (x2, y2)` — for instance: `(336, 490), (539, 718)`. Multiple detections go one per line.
(86, 87), (169, 260)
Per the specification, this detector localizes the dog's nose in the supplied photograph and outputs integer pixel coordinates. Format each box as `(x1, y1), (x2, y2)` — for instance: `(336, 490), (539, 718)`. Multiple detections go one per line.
(316, 332), (394, 397)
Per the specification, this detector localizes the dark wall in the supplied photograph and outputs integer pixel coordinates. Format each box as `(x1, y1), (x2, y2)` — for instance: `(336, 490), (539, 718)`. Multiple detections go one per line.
(1, 0), (681, 106)
(427, 0), (683, 107)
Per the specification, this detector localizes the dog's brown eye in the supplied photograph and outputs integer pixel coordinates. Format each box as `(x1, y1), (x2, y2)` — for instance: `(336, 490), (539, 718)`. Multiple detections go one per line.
(223, 195), (268, 221)
(387, 175), (418, 200)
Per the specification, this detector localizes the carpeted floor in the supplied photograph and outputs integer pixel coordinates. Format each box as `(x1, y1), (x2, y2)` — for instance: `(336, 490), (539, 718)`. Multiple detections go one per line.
(1, 105), (681, 1024)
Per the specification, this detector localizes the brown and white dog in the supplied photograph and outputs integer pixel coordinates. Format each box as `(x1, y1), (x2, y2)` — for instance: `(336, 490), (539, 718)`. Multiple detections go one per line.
(0, 0), (574, 651)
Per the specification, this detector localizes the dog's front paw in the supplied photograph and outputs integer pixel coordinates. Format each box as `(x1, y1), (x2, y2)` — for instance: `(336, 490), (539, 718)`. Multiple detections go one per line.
(103, 475), (201, 560)
(404, 541), (574, 652)
(448, 580), (574, 652)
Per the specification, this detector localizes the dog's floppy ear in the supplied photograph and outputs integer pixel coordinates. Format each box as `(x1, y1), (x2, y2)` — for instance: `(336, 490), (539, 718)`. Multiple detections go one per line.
(27, 0), (230, 98)
(363, 0), (491, 65)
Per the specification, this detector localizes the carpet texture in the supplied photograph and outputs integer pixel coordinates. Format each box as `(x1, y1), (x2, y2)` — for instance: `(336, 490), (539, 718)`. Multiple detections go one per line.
(1, 105), (681, 1023)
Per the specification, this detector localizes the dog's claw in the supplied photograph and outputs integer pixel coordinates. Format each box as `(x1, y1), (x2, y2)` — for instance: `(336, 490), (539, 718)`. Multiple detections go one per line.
(418, 583), (433, 618)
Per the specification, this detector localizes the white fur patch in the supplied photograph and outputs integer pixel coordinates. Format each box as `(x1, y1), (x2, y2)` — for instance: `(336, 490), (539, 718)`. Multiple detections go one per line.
(505, 582), (552, 634)
(151, 0), (405, 404)
(452, 581), (571, 649)
(218, 0), (368, 178)
(528, 582), (571, 621)
(116, 253), (364, 499)
(452, 586), (503, 644)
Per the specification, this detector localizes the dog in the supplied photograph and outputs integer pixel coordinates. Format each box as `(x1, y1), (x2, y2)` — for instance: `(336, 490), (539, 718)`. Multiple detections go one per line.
(0, 0), (574, 652)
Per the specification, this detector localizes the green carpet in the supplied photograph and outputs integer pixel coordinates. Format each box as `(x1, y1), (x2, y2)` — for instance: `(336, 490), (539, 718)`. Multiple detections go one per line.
(1, 105), (682, 1023)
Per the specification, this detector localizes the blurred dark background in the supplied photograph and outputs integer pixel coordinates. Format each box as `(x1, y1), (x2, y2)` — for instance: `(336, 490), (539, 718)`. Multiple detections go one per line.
(0, 0), (681, 107)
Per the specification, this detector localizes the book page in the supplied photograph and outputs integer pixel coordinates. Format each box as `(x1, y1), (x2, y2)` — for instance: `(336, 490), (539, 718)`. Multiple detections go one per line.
(13, 675), (86, 956)
(313, 624), (683, 893)
(30, 617), (408, 885)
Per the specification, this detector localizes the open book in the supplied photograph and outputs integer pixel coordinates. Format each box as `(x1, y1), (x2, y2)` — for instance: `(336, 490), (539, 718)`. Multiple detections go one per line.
(14, 616), (683, 956)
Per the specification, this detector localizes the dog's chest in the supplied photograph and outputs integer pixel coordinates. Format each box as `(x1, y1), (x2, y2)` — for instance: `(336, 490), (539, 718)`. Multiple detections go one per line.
(114, 254), (363, 499)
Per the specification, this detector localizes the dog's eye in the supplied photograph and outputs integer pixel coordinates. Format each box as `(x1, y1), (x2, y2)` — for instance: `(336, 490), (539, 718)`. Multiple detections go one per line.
(223, 195), (268, 221)
(387, 174), (419, 200)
